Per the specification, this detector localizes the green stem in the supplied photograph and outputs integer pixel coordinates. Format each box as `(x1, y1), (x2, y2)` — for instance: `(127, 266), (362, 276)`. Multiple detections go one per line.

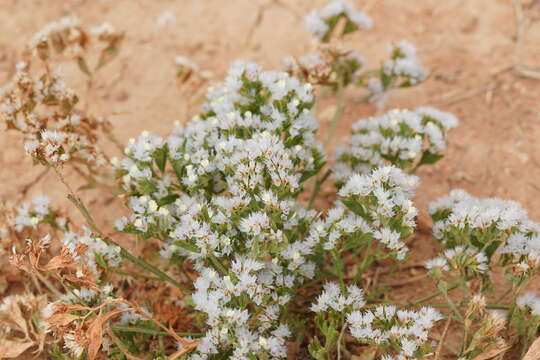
(430, 303), (510, 310)
(441, 287), (464, 322)
(324, 78), (345, 148)
(208, 254), (228, 276)
(494, 287), (512, 304)
(108, 268), (162, 281)
(307, 169), (332, 210)
(67, 194), (191, 294)
(411, 282), (460, 305)
(111, 325), (203, 338)
(359, 240), (374, 273)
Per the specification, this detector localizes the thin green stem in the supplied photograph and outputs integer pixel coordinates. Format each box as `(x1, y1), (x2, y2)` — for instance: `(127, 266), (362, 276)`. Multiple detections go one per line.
(324, 78), (345, 148)
(494, 287), (512, 304)
(430, 303), (510, 310)
(111, 325), (203, 338)
(307, 169), (332, 210)
(411, 282), (460, 305)
(107, 268), (161, 281)
(67, 194), (191, 294)
(359, 240), (374, 273)
(208, 254), (228, 276)
(441, 287), (464, 322)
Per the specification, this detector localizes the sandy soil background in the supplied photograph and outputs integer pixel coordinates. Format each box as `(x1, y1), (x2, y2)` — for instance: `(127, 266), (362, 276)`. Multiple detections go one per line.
(1, 0), (539, 220)
(0, 0), (539, 357)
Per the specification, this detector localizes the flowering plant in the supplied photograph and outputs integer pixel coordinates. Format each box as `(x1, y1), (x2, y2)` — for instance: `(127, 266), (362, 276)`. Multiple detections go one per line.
(1, 1), (539, 360)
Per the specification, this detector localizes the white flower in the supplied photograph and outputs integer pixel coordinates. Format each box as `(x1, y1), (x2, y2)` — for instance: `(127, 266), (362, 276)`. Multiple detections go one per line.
(334, 107), (458, 181)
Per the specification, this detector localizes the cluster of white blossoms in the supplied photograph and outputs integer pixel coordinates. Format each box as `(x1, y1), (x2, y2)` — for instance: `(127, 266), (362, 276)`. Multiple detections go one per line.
(347, 306), (442, 359)
(115, 60), (325, 199)
(516, 292), (540, 316)
(29, 16), (84, 54)
(189, 261), (292, 359)
(28, 15), (123, 70)
(61, 228), (122, 276)
(425, 246), (489, 280)
(429, 189), (540, 271)
(305, 0), (373, 41)
(366, 41), (427, 106)
(324, 166), (419, 260)
(383, 40), (428, 86)
(43, 285), (114, 359)
(334, 107), (458, 183)
(43, 284), (153, 358)
(11, 195), (57, 232)
(311, 282), (365, 313)
(0, 62), (110, 165)
(112, 61), (332, 359)
(283, 48), (367, 88)
(43, 285), (114, 315)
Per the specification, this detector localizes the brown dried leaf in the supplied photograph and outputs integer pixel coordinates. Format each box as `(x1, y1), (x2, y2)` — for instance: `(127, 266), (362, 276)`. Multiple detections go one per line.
(87, 315), (104, 360)
(87, 307), (132, 360)
(63, 274), (100, 290)
(472, 345), (511, 360)
(524, 337), (540, 360)
(169, 342), (199, 360)
(44, 313), (81, 326)
(44, 253), (72, 270)
(8, 300), (29, 337)
(0, 276), (8, 295)
(0, 341), (34, 359)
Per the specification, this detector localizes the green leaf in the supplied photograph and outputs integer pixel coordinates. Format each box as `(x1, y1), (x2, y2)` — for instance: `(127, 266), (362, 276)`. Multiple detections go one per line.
(157, 194), (179, 206)
(172, 160), (185, 183)
(139, 179), (158, 194)
(175, 240), (200, 254)
(95, 252), (108, 268)
(77, 57), (92, 77)
(153, 147), (168, 173)
(341, 19), (359, 36)
(418, 151), (444, 166)
(308, 337), (327, 360)
(484, 240), (501, 260)
(343, 198), (367, 218)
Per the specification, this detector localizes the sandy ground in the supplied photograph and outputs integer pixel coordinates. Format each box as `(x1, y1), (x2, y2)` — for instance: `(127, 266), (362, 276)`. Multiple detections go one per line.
(1, 0), (539, 219)
(1, 0), (540, 357)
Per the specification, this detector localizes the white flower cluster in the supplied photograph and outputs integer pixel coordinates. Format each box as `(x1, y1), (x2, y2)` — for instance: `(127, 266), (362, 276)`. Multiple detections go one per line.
(11, 195), (55, 232)
(425, 246), (489, 279)
(347, 306), (442, 359)
(115, 302), (154, 325)
(429, 189), (540, 268)
(305, 0), (373, 41)
(367, 41), (427, 106)
(384, 40), (428, 86)
(29, 15), (122, 64)
(334, 106), (458, 183)
(283, 49), (366, 87)
(324, 166), (419, 260)
(42, 285), (115, 334)
(113, 61), (329, 359)
(61, 228), (122, 276)
(516, 292), (540, 316)
(190, 260), (292, 360)
(311, 282), (365, 313)
(115, 60), (325, 199)
(1, 63), (109, 165)
(29, 16), (83, 52)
